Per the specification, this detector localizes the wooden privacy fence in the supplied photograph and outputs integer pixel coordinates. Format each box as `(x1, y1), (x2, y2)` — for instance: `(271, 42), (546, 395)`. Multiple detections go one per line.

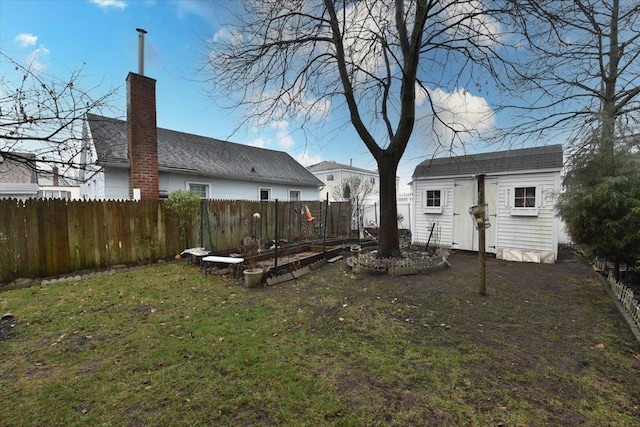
(199, 199), (350, 251)
(0, 198), (350, 283)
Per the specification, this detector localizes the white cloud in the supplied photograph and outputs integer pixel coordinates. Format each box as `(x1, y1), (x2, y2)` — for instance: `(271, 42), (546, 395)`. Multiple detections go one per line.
(442, 1), (503, 46)
(295, 151), (323, 167)
(171, 0), (217, 24)
(90, 0), (127, 10)
(212, 27), (244, 45)
(27, 45), (50, 71)
(269, 120), (289, 131)
(14, 33), (38, 47)
(248, 137), (266, 148)
(276, 131), (295, 149)
(415, 85), (495, 150)
(268, 120), (295, 149)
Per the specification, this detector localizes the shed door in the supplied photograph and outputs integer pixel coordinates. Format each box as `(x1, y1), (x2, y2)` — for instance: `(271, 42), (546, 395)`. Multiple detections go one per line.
(452, 179), (476, 251)
(452, 178), (498, 253)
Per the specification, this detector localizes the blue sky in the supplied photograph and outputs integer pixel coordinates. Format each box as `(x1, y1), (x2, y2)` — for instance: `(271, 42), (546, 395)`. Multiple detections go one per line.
(1, 0), (522, 192)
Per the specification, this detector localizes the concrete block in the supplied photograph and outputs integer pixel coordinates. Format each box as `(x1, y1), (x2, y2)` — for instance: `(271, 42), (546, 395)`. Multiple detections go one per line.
(292, 266), (311, 279)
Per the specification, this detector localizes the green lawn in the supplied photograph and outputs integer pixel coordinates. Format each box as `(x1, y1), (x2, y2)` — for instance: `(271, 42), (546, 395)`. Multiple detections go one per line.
(1, 253), (639, 426)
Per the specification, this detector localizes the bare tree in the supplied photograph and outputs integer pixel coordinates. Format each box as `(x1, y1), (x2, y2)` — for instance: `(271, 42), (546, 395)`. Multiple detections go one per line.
(0, 52), (116, 179)
(330, 174), (376, 231)
(503, 0), (640, 166)
(203, 0), (507, 257)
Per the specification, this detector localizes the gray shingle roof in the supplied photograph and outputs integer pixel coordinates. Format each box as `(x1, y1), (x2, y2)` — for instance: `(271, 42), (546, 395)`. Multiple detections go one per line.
(307, 160), (377, 175)
(412, 144), (563, 179)
(86, 114), (323, 187)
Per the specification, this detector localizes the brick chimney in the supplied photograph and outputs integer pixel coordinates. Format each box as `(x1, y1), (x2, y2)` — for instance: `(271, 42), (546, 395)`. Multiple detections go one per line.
(52, 166), (59, 187)
(126, 72), (158, 200)
(126, 29), (158, 200)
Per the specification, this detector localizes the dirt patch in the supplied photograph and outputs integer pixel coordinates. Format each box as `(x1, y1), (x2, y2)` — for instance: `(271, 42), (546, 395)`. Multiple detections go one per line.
(298, 248), (640, 424)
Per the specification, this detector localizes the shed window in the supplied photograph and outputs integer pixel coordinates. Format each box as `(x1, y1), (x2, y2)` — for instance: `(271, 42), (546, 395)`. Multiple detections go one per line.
(426, 190), (441, 207)
(260, 188), (271, 201)
(514, 187), (536, 208)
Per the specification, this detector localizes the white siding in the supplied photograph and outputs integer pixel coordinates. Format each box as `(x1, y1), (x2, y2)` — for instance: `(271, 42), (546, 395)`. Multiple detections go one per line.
(0, 183), (39, 200)
(103, 169), (129, 200)
(90, 168), (319, 201)
(412, 178), (455, 247)
(159, 171), (320, 201)
(495, 172), (561, 260)
(412, 171), (562, 262)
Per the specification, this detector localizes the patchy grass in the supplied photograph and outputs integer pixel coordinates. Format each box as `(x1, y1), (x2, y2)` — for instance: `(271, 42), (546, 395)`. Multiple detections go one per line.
(1, 252), (639, 426)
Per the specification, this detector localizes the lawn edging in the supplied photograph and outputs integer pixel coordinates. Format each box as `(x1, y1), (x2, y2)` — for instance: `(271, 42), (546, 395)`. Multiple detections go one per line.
(603, 273), (640, 344)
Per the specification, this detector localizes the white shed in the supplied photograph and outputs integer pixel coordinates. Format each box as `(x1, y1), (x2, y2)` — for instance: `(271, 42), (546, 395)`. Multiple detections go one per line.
(411, 145), (564, 263)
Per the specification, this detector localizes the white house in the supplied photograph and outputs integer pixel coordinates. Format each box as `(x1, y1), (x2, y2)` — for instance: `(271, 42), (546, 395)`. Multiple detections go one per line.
(411, 145), (564, 263)
(307, 160), (391, 228)
(81, 114), (323, 201)
(76, 62), (323, 202)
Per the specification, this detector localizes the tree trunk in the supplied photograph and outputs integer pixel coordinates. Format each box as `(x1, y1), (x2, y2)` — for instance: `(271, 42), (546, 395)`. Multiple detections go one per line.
(377, 158), (401, 258)
(601, 0), (619, 175)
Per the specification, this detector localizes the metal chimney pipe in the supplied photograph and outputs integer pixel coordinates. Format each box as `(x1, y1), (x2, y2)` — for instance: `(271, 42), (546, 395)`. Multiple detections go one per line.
(136, 28), (147, 75)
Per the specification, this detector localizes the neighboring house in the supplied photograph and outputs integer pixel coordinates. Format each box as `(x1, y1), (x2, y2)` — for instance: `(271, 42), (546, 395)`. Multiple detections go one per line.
(82, 114), (323, 201)
(396, 191), (413, 231)
(307, 160), (386, 227)
(411, 145), (564, 263)
(37, 167), (84, 200)
(0, 153), (38, 200)
(79, 70), (322, 201)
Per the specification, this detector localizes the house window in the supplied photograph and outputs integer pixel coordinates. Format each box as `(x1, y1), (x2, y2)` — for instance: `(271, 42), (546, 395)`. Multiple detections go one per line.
(289, 190), (301, 201)
(188, 183), (209, 199)
(260, 188), (271, 201)
(327, 174), (334, 182)
(514, 187), (536, 208)
(370, 177), (375, 185)
(426, 190), (441, 207)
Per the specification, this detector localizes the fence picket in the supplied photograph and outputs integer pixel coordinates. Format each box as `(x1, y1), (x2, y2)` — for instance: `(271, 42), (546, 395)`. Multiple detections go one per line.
(607, 273), (640, 336)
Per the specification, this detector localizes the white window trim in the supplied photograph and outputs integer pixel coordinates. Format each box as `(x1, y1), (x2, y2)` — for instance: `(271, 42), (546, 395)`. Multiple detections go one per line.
(509, 186), (539, 216)
(259, 187), (272, 201)
(186, 181), (210, 199)
(423, 188), (445, 214)
(288, 189), (301, 201)
(326, 174), (334, 182)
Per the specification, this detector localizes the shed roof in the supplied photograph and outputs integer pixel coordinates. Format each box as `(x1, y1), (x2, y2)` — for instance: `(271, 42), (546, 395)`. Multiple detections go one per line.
(412, 144), (563, 179)
(86, 114), (323, 187)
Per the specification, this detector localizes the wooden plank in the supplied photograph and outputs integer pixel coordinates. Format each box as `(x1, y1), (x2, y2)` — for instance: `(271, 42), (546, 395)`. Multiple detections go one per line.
(202, 255), (244, 264)
(66, 200), (81, 272)
(53, 199), (71, 274)
(0, 200), (21, 281)
(34, 200), (50, 277)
